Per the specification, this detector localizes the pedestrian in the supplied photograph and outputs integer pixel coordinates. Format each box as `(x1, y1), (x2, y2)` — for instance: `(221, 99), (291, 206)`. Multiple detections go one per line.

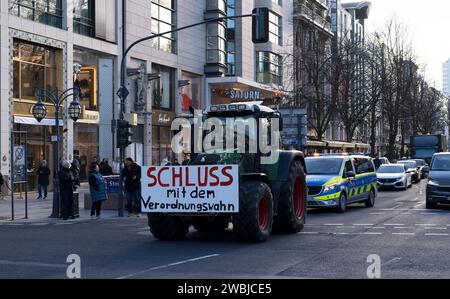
(60, 160), (75, 220)
(173, 158), (181, 166)
(36, 160), (51, 200)
(122, 158), (142, 217)
(100, 159), (113, 176)
(88, 163), (108, 219)
(0, 172), (4, 200)
(161, 157), (171, 166)
(182, 153), (190, 166)
(71, 159), (81, 191)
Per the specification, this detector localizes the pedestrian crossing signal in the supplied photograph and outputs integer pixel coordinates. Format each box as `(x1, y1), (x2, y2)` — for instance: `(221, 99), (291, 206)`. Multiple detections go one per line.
(116, 119), (133, 149)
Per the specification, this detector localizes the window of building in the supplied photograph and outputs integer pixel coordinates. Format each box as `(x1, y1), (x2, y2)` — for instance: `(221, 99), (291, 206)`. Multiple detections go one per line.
(152, 64), (174, 111)
(272, 0), (282, 6)
(9, 0), (63, 28)
(13, 40), (58, 102)
(73, 0), (95, 37)
(226, 0), (236, 76)
(206, 22), (227, 65)
(256, 52), (282, 85)
(269, 11), (282, 45)
(151, 0), (176, 53)
(206, 0), (226, 13)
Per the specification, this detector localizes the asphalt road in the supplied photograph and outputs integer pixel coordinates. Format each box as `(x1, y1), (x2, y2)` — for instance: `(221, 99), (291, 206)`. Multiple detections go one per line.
(1, 181), (449, 279)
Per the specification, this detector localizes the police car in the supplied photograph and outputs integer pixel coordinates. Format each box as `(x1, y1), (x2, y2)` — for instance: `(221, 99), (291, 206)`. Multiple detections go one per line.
(305, 154), (378, 213)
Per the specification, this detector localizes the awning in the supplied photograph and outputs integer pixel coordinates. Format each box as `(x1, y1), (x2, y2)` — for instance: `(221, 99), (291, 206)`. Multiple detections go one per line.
(14, 116), (64, 127)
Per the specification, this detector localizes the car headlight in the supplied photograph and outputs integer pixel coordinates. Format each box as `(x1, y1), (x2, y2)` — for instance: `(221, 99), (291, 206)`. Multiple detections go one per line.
(323, 183), (339, 193)
(428, 179), (439, 186)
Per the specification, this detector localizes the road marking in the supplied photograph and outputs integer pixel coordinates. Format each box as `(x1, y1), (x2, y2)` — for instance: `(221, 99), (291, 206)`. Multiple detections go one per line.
(354, 224), (374, 226)
(385, 224), (405, 226)
(394, 227), (413, 229)
(425, 233), (450, 236)
(0, 260), (66, 268)
(390, 205), (403, 210)
(372, 227), (386, 229)
(392, 233), (415, 236)
(361, 232), (383, 235)
(424, 227), (447, 230)
(333, 233), (359, 236)
(337, 226), (356, 229)
(117, 254), (221, 279)
(415, 224), (436, 227)
(383, 257), (402, 266)
(323, 224), (344, 226)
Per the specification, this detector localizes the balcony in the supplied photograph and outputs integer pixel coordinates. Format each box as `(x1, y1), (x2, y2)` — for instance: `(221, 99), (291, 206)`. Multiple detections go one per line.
(9, 0), (63, 29)
(293, 3), (333, 36)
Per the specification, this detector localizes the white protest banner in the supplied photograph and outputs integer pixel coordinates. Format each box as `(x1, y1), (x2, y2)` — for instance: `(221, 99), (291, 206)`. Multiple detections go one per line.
(141, 165), (239, 213)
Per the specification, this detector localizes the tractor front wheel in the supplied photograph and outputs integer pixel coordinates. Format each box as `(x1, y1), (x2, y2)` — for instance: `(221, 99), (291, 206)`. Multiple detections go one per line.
(233, 181), (273, 243)
(273, 161), (307, 233)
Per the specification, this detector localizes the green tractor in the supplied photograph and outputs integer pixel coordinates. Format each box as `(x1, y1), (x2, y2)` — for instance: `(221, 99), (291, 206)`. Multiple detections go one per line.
(148, 102), (307, 243)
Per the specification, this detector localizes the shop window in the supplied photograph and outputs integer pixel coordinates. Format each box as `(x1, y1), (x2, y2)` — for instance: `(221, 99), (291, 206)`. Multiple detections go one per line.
(152, 64), (174, 111)
(78, 66), (98, 111)
(13, 40), (58, 102)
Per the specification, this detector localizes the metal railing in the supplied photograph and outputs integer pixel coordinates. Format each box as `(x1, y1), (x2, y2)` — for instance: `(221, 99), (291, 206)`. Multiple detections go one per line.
(294, 3), (332, 33)
(9, 0), (63, 28)
(73, 14), (95, 37)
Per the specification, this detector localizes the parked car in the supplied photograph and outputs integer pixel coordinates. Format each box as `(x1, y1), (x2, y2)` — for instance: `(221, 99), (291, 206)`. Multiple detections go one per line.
(412, 159), (429, 179)
(426, 153), (450, 209)
(397, 160), (421, 183)
(377, 164), (412, 191)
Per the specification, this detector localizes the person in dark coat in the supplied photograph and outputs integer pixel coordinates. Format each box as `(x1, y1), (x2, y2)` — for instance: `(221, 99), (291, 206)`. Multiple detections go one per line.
(37, 160), (51, 200)
(60, 160), (75, 220)
(89, 163), (108, 219)
(100, 159), (114, 176)
(71, 160), (81, 191)
(122, 158), (142, 217)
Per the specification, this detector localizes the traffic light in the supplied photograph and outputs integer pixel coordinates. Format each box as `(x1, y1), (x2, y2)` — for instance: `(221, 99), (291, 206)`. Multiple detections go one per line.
(252, 8), (270, 44)
(116, 119), (133, 149)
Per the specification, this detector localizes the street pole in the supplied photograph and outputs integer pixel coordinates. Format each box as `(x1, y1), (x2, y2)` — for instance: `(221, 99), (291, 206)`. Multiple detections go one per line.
(116, 13), (255, 217)
(50, 89), (61, 219)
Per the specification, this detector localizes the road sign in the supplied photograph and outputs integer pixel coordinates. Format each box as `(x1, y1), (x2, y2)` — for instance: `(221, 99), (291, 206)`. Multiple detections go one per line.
(117, 87), (130, 99)
(13, 145), (26, 182)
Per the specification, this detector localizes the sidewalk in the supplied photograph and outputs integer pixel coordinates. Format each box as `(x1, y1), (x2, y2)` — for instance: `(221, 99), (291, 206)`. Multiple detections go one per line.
(0, 184), (125, 224)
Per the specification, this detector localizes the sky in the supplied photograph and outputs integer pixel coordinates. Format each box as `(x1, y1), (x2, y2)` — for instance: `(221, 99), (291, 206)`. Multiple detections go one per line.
(364, 0), (450, 90)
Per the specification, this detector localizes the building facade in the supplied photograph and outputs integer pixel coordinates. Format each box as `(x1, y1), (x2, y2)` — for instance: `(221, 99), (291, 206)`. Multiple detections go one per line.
(443, 58), (450, 97)
(1, 0), (121, 189)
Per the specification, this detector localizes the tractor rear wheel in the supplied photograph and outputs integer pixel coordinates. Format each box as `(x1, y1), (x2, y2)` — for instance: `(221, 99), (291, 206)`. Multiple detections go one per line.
(273, 161), (307, 233)
(193, 216), (230, 233)
(148, 213), (190, 241)
(233, 181), (273, 243)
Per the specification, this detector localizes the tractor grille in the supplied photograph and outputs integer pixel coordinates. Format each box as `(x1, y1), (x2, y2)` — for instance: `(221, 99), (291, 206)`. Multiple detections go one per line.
(308, 186), (322, 196)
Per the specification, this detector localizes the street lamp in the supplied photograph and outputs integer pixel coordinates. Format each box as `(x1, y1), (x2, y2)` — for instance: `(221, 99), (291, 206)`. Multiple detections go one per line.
(32, 69), (82, 219)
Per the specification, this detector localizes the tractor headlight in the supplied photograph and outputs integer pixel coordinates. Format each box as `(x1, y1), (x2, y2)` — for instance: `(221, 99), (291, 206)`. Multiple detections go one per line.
(323, 183), (339, 193)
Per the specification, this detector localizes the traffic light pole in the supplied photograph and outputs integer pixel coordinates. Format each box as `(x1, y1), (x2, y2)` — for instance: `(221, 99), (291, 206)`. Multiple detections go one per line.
(116, 11), (266, 217)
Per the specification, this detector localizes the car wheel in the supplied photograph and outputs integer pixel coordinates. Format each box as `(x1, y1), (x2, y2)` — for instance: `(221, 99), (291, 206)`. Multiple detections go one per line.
(365, 189), (376, 208)
(336, 193), (347, 214)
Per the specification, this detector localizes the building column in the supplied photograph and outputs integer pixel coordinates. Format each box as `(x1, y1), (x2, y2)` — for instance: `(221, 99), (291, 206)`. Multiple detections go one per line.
(0, 22), (10, 175)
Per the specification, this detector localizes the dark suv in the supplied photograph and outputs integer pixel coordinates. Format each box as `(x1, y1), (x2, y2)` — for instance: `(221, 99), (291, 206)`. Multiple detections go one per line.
(426, 153), (450, 209)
